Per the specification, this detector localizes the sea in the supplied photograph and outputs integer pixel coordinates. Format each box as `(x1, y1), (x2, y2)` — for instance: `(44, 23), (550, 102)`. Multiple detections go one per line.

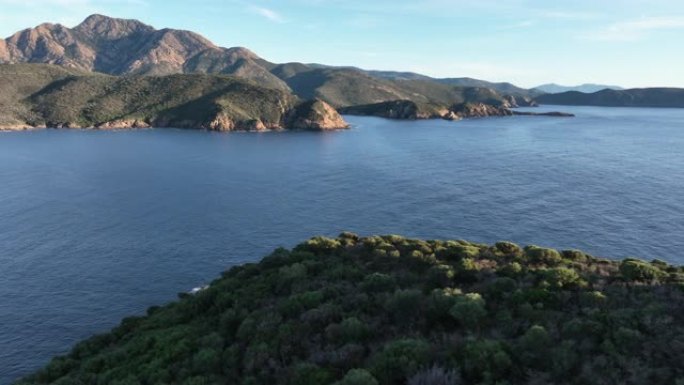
(1, 105), (683, 383)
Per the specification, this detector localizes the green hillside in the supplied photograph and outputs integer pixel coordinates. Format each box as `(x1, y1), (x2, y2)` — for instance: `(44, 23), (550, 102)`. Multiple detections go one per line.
(18, 234), (684, 385)
(0, 64), (347, 131)
(535, 88), (684, 108)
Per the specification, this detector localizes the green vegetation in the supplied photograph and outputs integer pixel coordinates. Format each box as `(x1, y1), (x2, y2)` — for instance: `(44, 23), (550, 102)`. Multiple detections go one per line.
(0, 64), (346, 131)
(18, 234), (684, 385)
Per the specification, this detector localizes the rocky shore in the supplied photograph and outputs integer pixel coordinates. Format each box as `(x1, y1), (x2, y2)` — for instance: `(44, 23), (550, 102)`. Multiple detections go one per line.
(340, 100), (574, 121)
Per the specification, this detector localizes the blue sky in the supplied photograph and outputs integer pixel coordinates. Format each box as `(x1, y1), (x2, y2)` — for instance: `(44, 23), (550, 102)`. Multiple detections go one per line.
(1, 0), (683, 88)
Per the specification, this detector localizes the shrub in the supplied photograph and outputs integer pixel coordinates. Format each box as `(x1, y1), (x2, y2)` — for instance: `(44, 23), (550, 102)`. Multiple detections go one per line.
(461, 339), (512, 382)
(385, 289), (424, 322)
(407, 365), (462, 385)
(298, 236), (342, 255)
(524, 246), (562, 265)
(426, 288), (461, 325)
(454, 258), (479, 282)
(494, 241), (523, 258)
(449, 293), (487, 330)
(427, 264), (456, 288)
(620, 259), (666, 282)
(328, 317), (370, 343)
(543, 267), (583, 289)
(437, 243), (480, 261)
(487, 277), (517, 299)
(333, 369), (379, 385)
(497, 262), (523, 278)
(519, 325), (551, 352)
(362, 273), (396, 293)
(371, 339), (431, 384)
(289, 363), (334, 385)
(562, 249), (588, 262)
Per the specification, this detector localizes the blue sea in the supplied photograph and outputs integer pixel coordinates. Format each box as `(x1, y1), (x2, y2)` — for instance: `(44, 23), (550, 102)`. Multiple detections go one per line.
(1, 106), (684, 383)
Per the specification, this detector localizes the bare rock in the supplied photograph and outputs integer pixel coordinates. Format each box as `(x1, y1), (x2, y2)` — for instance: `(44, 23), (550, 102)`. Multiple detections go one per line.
(287, 99), (349, 130)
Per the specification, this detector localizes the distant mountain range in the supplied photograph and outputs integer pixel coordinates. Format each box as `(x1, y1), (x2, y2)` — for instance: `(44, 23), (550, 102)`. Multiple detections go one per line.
(0, 14), (538, 109)
(536, 88), (684, 108)
(0, 14), (682, 130)
(533, 83), (624, 94)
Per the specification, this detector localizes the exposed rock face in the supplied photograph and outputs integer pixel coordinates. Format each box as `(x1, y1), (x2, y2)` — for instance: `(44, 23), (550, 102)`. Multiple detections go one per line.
(73, 14), (155, 41)
(95, 119), (151, 129)
(287, 99), (349, 130)
(339, 100), (458, 120)
(503, 95), (539, 108)
(0, 15), (288, 90)
(450, 102), (514, 118)
(0, 40), (9, 61)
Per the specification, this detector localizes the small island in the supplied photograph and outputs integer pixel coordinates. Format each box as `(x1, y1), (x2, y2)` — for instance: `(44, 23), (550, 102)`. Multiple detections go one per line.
(18, 234), (684, 385)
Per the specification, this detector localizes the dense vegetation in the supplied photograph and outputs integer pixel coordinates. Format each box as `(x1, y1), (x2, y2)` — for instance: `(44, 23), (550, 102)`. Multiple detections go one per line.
(0, 64), (349, 130)
(18, 234), (684, 385)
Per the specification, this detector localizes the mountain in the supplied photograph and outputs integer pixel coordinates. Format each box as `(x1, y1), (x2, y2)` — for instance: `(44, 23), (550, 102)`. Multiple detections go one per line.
(2, 14), (289, 90)
(534, 83), (624, 94)
(1, 14), (544, 112)
(535, 87), (684, 108)
(17, 234), (684, 385)
(0, 63), (347, 131)
(362, 71), (538, 98)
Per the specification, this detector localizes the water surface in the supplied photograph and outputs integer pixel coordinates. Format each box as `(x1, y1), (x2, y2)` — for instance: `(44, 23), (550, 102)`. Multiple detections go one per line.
(1, 106), (684, 383)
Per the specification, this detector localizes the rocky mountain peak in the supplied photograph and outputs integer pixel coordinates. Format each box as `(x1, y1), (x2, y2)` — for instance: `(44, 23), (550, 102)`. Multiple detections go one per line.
(74, 14), (154, 40)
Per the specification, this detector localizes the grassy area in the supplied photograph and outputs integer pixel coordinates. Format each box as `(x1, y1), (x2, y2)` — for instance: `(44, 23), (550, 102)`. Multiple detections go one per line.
(17, 234), (684, 385)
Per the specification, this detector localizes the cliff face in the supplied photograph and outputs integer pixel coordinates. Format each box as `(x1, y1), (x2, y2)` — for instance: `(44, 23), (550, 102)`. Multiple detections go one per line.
(286, 99), (349, 131)
(0, 64), (347, 132)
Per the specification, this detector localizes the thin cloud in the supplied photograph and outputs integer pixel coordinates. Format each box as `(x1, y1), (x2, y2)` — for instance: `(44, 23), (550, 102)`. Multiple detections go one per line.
(539, 10), (599, 20)
(585, 16), (684, 41)
(249, 6), (285, 23)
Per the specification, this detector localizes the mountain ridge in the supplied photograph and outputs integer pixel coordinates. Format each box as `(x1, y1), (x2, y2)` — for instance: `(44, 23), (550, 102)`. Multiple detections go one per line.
(0, 63), (348, 131)
(0, 14), (540, 109)
(534, 83), (624, 94)
(535, 87), (684, 108)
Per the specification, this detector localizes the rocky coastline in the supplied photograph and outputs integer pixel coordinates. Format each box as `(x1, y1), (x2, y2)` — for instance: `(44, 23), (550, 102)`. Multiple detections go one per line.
(340, 100), (574, 121)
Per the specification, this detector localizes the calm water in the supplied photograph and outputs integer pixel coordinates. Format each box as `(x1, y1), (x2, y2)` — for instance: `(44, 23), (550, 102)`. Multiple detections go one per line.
(2, 106), (684, 383)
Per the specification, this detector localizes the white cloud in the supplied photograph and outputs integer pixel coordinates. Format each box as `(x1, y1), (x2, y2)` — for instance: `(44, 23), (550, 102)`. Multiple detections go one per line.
(586, 16), (684, 41)
(249, 6), (285, 23)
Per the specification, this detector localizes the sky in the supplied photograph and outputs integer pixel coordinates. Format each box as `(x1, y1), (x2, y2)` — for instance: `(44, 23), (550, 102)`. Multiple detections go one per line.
(1, 0), (683, 88)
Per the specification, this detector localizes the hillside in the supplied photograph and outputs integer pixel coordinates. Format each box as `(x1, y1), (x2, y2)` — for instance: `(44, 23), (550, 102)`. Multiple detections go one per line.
(17, 234), (684, 385)
(533, 83), (624, 94)
(0, 64), (347, 131)
(536, 88), (684, 108)
(1, 14), (543, 111)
